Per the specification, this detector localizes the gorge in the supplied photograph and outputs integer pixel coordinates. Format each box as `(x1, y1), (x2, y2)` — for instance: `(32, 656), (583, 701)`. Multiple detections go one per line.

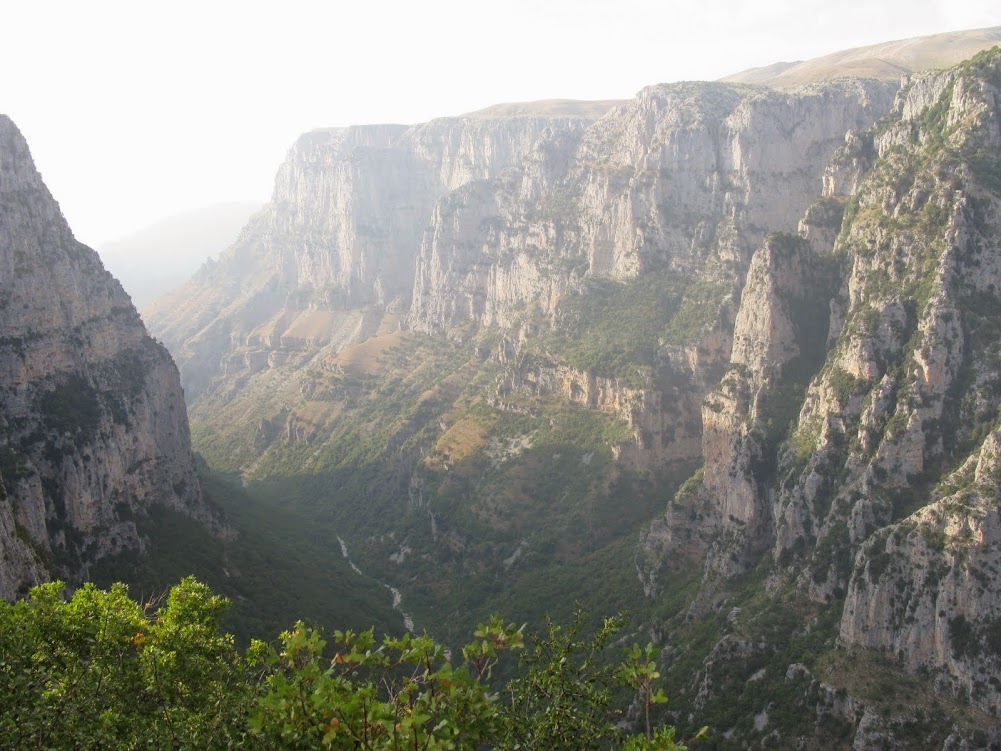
(4, 27), (1001, 750)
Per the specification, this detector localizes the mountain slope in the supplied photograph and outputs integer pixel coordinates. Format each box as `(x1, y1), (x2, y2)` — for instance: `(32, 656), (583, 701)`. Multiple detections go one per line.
(636, 49), (1001, 743)
(722, 26), (1001, 87)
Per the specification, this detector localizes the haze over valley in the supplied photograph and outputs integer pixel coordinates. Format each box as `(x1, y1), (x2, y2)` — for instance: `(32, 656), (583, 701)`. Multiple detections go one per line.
(98, 202), (263, 310)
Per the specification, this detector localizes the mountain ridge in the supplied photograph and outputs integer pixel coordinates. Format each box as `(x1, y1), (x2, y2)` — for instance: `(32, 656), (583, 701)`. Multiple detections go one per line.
(722, 26), (1001, 87)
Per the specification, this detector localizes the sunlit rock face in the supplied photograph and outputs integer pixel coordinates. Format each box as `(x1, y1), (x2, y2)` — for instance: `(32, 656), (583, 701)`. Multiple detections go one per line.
(408, 79), (896, 334)
(0, 115), (213, 598)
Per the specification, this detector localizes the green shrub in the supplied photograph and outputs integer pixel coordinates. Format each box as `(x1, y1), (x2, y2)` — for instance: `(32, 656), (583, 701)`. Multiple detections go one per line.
(0, 580), (697, 750)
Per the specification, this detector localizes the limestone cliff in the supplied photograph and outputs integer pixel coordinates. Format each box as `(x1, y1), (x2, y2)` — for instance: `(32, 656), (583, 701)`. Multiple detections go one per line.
(146, 114), (602, 397)
(832, 54), (1001, 715)
(407, 79), (895, 334)
(0, 115), (211, 597)
(776, 54), (1001, 595)
(638, 49), (1001, 728)
(842, 431), (1001, 715)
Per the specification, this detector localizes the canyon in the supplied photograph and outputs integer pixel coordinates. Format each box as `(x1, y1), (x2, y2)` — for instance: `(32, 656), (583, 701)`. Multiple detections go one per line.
(4, 27), (1001, 750)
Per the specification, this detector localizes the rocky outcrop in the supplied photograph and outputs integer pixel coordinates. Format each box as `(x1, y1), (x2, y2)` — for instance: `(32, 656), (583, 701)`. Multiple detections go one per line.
(651, 51), (1001, 577)
(495, 353), (704, 471)
(842, 432), (1001, 715)
(705, 232), (838, 574)
(640, 229), (839, 586)
(772, 53), (1001, 591)
(0, 115), (212, 597)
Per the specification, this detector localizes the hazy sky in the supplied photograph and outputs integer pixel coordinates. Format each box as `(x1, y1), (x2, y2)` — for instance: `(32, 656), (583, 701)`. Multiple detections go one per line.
(2, 0), (999, 248)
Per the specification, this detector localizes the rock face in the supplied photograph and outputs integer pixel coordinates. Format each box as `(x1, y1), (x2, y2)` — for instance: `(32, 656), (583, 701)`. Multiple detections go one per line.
(831, 56), (1001, 715)
(146, 114), (604, 397)
(408, 79), (895, 333)
(841, 431), (1001, 716)
(0, 115), (211, 598)
(637, 49), (1001, 723)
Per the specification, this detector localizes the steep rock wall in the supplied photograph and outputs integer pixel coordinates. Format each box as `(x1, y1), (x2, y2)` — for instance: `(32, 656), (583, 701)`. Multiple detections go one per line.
(842, 432), (1001, 715)
(639, 50), (1001, 718)
(407, 80), (897, 334)
(832, 55), (1001, 715)
(148, 115), (597, 397)
(0, 115), (211, 597)
(639, 228), (839, 588)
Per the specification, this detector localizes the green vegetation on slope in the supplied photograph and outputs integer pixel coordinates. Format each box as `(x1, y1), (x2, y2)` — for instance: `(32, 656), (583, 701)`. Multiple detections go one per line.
(180, 319), (701, 649)
(533, 269), (733, 385)
(90, 466), (402, 645)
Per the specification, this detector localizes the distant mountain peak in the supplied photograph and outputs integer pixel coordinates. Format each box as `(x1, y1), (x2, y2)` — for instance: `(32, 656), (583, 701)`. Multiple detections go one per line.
(98, 201), (263, 311)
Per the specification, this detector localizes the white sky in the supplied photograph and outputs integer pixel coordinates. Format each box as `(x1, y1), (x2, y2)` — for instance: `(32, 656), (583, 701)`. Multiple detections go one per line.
(1, 0), (999, 248)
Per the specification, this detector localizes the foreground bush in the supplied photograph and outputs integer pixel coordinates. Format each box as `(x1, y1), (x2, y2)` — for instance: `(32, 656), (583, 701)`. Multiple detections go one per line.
(0, 577), (704, 750)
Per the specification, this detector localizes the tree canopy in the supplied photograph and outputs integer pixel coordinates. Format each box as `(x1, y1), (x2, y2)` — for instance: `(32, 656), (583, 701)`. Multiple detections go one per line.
(0, 577), (704, 750)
